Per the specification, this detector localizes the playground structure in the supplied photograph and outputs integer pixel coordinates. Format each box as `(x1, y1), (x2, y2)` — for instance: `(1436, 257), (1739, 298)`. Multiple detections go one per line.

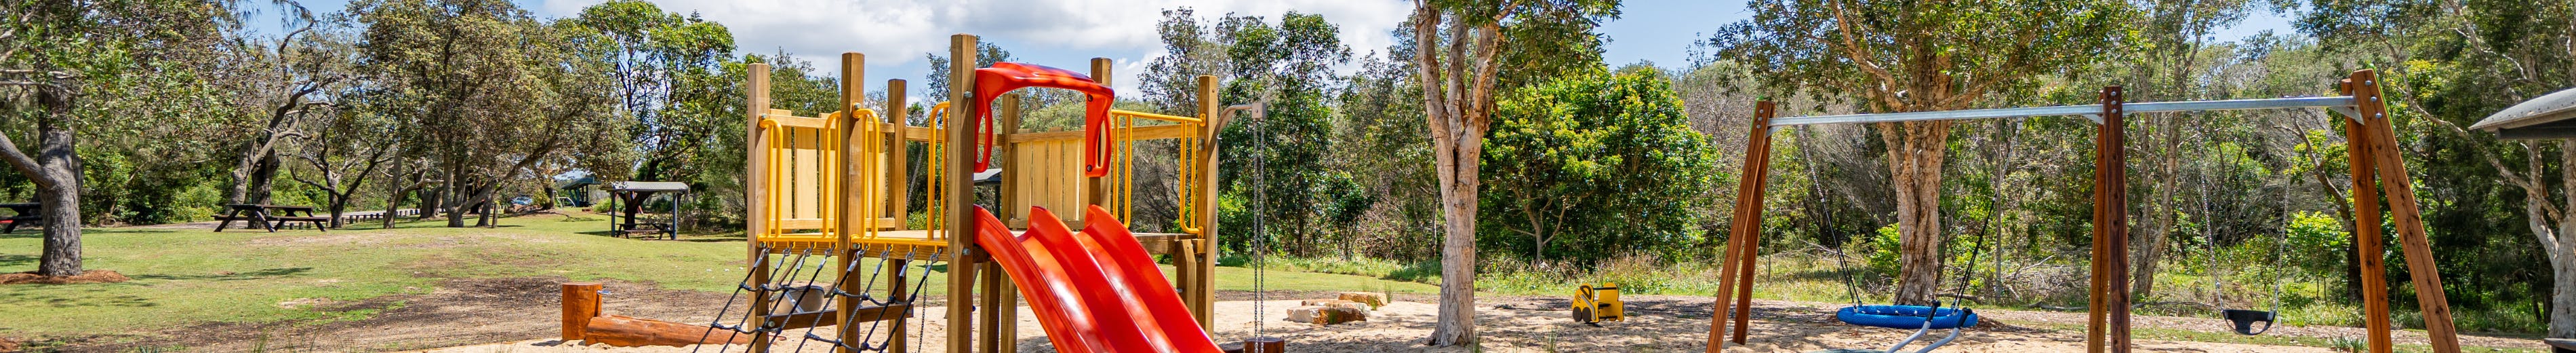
(1707, 70), (2469, 353)
(561, 34), (1244, 352)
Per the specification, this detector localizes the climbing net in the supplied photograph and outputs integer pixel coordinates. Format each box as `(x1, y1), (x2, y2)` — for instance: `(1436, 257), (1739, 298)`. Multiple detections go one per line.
(693, 246), (942, 353)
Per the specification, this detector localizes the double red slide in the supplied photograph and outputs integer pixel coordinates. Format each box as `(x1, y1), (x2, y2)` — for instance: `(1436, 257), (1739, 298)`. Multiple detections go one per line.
(969, 205), (1224, 352)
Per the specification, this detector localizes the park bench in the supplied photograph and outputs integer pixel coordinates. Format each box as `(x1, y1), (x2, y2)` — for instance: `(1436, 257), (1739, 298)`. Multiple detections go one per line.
(1, 202), (39, 234)
(2543, 337), (2574, 353)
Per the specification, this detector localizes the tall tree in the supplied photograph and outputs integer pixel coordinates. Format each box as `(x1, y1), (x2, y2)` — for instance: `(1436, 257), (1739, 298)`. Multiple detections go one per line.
(569, 0), (733, 185)
(1409, 0), (1619, 346)
(222, 1), (346, 207)
(1, 0), (229, 276)
(1705, 0), (2135, 305)
(2127, 0), (2255, 300)
(2290, 0), (2576, 339)
(1212, 12), (1352, 256)
(1481, 67), (1723, 265)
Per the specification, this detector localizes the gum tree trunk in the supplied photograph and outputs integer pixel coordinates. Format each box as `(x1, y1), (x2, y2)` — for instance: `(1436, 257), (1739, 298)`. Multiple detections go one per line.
(2549, 140), (2575, 340)
(0, 83), (87, 277)
(1883, 120), (1952, 305)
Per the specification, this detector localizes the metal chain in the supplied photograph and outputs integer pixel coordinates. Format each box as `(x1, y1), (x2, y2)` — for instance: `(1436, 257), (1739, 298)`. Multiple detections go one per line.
(1251, 108), (1269, 337)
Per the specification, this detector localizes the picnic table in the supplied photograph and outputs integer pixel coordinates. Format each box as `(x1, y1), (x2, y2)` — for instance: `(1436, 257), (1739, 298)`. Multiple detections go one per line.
(1, 202), (38, 234)
(216, 204), (329, 232)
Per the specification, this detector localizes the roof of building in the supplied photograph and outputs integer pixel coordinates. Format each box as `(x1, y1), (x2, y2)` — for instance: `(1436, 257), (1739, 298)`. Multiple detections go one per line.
(2471, 87), (2576, 140)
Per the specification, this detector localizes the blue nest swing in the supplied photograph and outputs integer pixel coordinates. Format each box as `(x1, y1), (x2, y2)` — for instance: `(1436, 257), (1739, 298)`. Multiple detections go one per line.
(1836, 305), (1981, 329)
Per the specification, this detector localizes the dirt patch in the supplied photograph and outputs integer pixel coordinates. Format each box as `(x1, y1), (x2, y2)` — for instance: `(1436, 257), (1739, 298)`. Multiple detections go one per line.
(0, 336), (21, 352)
(0, 270), (130, 285)
(54, 277), (732, 352)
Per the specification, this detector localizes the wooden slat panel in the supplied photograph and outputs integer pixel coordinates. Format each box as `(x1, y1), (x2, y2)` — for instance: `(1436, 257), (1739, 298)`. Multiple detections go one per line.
(791, 128), (822, 220)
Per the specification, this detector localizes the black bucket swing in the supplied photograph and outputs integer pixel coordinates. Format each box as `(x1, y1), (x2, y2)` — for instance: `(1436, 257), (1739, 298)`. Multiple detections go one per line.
(2196, 151), (2282, 336)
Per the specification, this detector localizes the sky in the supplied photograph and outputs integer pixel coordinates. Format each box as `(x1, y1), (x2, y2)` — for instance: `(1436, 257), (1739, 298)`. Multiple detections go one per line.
(249, 0), (2305, 100)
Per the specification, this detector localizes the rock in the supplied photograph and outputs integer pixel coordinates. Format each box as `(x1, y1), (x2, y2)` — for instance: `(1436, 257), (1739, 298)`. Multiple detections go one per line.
(1337, 292), (1387, 307)
(1300, 299), (1352, 306)
(1286, 305), (1368, 324)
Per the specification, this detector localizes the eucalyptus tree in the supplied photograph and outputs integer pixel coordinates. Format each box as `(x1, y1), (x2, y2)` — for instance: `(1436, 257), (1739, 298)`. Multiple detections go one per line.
(2290, 0), (2576, 339)
(222, 1), (351, 207)
(355, 0), (625, 227)
(1704, 0), (2136, 305)
(1, 0), (233, 276)
(1407, 0), (1620, 346)
(569, 0), (733, 185)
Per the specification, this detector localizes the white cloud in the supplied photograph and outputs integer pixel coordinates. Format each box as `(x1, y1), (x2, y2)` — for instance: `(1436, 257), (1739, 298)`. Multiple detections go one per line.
(536, 0), (1410, 103)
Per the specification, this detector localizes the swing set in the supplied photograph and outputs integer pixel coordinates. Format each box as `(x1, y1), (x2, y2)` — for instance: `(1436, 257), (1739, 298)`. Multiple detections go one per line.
(1708, 70), (2470, 353)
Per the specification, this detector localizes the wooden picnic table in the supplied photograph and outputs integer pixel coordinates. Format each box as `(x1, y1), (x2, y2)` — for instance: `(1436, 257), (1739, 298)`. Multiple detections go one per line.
(1, 202), (38, 234)
(216, 204), (329, 232)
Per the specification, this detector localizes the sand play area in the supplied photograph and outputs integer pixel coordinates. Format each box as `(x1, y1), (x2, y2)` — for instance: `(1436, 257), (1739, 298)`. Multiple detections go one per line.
(405, 290), (2547, 353)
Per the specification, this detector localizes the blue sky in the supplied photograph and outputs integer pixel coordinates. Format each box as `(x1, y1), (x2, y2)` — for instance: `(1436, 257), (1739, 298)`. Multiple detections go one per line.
(249, 0), (2304, 100)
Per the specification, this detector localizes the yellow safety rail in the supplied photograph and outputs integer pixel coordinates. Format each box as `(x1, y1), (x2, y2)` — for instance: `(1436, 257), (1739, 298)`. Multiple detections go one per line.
(923, 102), (950, 238)
(754, 107), (947, 250)
(1103, 109), (1207, 235)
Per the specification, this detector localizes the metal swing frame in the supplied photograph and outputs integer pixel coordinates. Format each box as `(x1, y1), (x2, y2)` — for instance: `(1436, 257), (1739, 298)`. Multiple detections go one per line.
(1704, 70), (2468, 353)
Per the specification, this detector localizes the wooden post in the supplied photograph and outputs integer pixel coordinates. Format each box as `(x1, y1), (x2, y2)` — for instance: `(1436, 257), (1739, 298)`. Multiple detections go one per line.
(887, 258), (911, 353)
(563, 282), (603, 341)
(883, 80), (915, 353)
(1086, 58), (1116, 212)
(1705, 100), (1775, 351)
(887, 79), (912, 231)
(2088, 86), (2133, 353)
(2348, 69), (2464, 353)
(2103, 86), (2132, 353)
(2341, 97), (2395, 353)
(836, 52), (866, 353)
(745, 62), (777, 352)
(994, 93), (1020, 353)
(1188, 75), (1222, 329)
(944, 33), (981, 353)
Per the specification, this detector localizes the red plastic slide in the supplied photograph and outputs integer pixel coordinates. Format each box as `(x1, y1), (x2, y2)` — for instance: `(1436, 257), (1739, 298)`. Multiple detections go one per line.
(969, 206), (1222, 352)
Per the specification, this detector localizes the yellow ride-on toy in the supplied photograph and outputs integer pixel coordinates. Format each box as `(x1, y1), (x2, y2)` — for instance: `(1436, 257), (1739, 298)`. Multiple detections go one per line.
(1573, 283), (1624, 326)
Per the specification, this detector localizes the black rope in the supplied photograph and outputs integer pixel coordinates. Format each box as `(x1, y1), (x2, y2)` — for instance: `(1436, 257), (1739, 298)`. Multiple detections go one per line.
(1796, 126), (1862, 307)
(692, 247), (772, 352)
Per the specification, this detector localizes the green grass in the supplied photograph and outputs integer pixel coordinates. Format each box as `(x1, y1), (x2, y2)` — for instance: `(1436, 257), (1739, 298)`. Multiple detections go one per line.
(0, 211), (1432, 342)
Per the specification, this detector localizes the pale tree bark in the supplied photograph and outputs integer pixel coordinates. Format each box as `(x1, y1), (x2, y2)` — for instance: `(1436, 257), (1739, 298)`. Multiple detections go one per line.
(0, 74), (85, 277)
(1880, 120), (1952, 305)
(1413, 1), (1508, 346)
(2548, 140), (2573, 339)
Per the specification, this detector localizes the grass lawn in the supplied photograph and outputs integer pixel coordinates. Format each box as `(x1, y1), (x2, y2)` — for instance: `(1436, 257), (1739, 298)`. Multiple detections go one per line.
(0, 211), (1436, 343)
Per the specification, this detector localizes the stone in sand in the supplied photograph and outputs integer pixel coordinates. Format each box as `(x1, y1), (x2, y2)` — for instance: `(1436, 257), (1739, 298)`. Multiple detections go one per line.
(1286, 305), (1367, 324)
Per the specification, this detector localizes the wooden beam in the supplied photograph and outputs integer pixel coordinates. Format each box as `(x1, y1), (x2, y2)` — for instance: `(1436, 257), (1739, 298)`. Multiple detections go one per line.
(1188, 75), (1222, 329)
(2339, 74), (2397, 353)
(585, 315), (758, 347)
(1706, 100), (1775, 351)
(1086, 58), (1114, 217)
(836, 52), (864, 353)
(745, 62), (778, 352)
(886, 79), (911, 231)
(563, 282), (603, 341)
(944, 33), (980, 353)
(887, 258), (912, 353)
(2103, 86), (2133, 353)
(2350, 69), (2465, 353)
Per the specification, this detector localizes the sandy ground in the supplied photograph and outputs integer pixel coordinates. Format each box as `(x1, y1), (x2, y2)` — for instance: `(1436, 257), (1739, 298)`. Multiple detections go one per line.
(402, 292), (2541, 353)
(47, 277), (2545, 352)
